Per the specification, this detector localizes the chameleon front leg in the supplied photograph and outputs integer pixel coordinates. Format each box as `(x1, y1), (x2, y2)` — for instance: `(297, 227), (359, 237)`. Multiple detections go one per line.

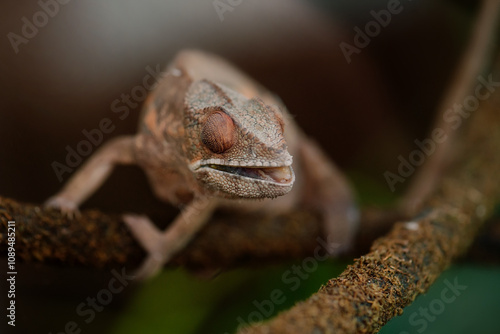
(45, 136), (136, 214)
(299, 138), (359, 253)
(123, 196), (218, 280)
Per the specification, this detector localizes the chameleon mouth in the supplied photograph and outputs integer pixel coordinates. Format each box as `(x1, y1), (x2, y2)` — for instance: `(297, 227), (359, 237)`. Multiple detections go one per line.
(205, 164), (294, 184)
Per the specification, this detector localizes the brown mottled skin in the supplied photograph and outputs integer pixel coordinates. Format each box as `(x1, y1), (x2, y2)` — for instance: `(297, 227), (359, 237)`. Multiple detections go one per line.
(46, 50), (358, 279)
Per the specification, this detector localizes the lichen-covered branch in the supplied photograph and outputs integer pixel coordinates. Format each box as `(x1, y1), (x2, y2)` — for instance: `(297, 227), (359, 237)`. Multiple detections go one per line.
(0, 197), (308, 270)
(0, 195), (404, 272)
(237, 65), (500, 334)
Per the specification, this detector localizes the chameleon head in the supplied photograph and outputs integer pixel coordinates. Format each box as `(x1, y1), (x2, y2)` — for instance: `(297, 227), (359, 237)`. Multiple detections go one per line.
(183, 80), (295, 199)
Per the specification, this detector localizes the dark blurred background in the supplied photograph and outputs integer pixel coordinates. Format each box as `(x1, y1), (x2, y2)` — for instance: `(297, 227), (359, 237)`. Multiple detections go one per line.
(1, 1), (498, 334)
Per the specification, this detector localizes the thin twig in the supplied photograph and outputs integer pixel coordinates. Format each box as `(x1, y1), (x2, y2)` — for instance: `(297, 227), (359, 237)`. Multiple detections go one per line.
(401, 0), (500, 214)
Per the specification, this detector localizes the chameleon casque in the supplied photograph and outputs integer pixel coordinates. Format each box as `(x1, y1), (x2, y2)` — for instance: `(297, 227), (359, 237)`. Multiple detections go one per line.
(46, 50), (359, 279)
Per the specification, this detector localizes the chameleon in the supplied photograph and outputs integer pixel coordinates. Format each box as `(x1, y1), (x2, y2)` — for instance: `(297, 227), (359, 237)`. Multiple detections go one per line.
(45, 50), (358, 279)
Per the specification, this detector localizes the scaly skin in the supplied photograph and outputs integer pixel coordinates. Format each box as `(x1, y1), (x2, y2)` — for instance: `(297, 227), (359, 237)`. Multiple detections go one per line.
(46, 50), (358, 279)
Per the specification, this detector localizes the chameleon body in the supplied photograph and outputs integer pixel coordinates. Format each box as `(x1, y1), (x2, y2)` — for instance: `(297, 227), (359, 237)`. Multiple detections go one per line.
(46, 50), (358, 279)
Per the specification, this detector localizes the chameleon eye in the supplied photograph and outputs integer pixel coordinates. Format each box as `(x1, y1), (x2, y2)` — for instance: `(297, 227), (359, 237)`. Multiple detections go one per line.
(201, 111), (235, 154)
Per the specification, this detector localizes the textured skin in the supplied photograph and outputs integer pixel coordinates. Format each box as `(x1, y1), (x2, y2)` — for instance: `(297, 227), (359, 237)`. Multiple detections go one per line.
(135, 52), (295, 204)
(46, 50), (358, 279)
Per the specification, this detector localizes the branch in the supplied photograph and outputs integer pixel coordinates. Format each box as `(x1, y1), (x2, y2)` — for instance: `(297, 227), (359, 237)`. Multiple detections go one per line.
(401, 0), (500, 214)
(0, 195), (404, 272)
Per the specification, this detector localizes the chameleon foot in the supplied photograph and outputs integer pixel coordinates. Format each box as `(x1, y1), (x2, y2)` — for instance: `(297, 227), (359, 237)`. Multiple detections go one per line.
(44, 196), (81, 219)
(123, 214), (171, 280)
